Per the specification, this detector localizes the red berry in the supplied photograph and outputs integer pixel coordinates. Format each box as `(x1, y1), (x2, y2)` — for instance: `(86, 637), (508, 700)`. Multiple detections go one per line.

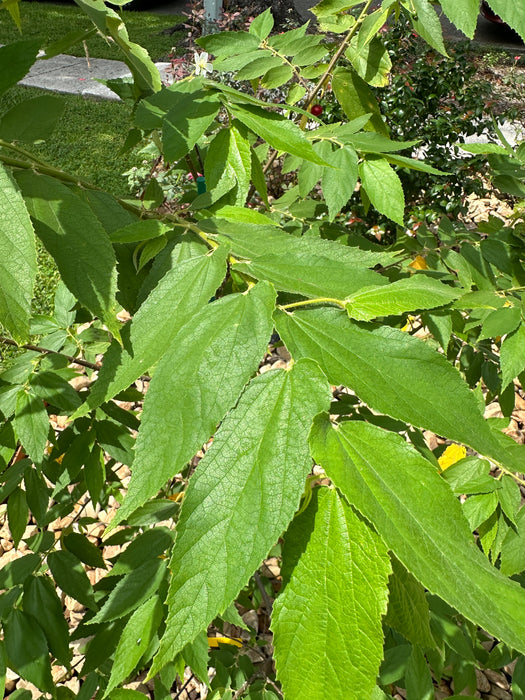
(310, 104), (323, 116)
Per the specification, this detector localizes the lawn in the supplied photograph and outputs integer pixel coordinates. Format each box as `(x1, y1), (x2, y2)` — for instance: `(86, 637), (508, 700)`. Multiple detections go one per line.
(0, 1), (184, 61)
(0, 83), (142, 325)
(0, 84), (140, 196)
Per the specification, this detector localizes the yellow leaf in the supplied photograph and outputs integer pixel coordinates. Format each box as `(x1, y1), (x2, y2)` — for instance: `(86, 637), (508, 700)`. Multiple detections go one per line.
(409, 255), (428, 270)
(207, 636), (243, 648)
(438, 443), (467, 471)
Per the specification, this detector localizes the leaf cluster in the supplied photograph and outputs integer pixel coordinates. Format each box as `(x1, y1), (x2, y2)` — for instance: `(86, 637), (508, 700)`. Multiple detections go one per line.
(1, 1), (525, 699)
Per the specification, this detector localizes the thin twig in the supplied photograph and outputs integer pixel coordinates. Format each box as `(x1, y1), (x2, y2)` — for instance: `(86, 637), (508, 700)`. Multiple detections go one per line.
(254, 570), (273, 613)
(0, 336), (101, 371)
(173, 673), (196, 699)
(0, 336), (152, 383)
(231, 672), (264, 700)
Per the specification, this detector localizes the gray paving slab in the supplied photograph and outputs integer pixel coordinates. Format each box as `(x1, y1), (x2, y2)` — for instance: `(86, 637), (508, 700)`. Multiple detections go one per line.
(17, 51), (172, 100)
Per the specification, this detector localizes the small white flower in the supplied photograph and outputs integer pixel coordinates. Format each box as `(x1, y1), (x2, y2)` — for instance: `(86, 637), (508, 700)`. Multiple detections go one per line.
(194, 51), (213, 76)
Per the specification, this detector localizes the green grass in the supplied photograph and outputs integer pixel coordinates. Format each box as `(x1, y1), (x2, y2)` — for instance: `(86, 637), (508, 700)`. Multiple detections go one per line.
(0, 2), (184, 61)
(0, 83), (145, 333)
(0, 84), (142, 197)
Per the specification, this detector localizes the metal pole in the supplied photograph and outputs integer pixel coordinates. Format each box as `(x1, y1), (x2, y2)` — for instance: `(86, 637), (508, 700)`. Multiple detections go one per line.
(203, 0), (222, 33)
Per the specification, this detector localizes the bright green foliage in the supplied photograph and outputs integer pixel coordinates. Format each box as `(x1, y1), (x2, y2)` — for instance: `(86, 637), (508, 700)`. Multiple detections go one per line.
(385, 558), (435, 649)
(16, 171), (121, 339)
(501, 324), (525, 389)
(151, 359), (331, 673)
(275, 307), (525, 471)
(345, 274), (461, 320)
(1, 0), (525, 697)
(359, 156), (405, 224)
(4, 608), (54, 693)
(437, 0), (479, 38)
(88, 559), (167, 624)
(111, 282), (276, 527)
(79, 245), (228, 415)
(23, 576), (71, 667)
(13, 390), (49, 466)
(105, 596), (163, 696)
(0, 164), (36, 341)
(309, 416), (525, 654)
(272, 487), (391, 699)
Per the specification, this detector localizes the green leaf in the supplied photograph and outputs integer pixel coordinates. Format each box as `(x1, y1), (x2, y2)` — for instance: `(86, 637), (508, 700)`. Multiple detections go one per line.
(0, 95), (65, 143)
(7, 487), (28, 549)
(108, 691), (147, 700)
(385, 558), (435, 648)
(332, 67), (388, 135)
(106, 21), (160, 96)
(250, 146), (269, 206)
(383, 153), (446, 175)
(229, 103), (329, 165)
(24, 468), (49, 527)
(261, 64), (294, 89)
(15, 171), (120, 339)
(249, 8), (274, 40)
(438, 0), (479, 38)
(84, 444), (106, 507)
(309, 416), (525, 655)
(321, 145), (359, 220)
(162, 91), (220, 162)
(272, 488), (390, 700)
(344, 132), (419, 154)
(47, 550), (98, 610)
(498, 475), (520, 524)
(359, 156), (405, 225)
(512, 654), (525, 699)
(0, 640), (5, 700)
(0, 553), (40, 588)
(4, 608), (53, 693)
(345, 275), (460, 320)
(405, 646), (434, 700)
(88, 558), (167, 624)
(274, 307), (523, 471)
(478, 306), (521, 341)
(110, 283), (276, 529)
(108, 527), (174, 578)
(179, 631), (209, 684)
(215, 49), (271, 73)
(72, 0), (161, 98)
(110, 220), (172, 244)
(459, 143), (509, 155)
(63, 533), (106, 569)
(23, 575), (70, 666)
(151, 359), (331, 674)
(500, 507), (525, 577)
(235, 55), (283, 81)
(77, 246), (228, 416)
(13, 390), (49, 466)
(30, 371), (81, 413)
(411, 0), (448, 56)
(204, 124), (252, 207)
(500, 324), (525, 389)
(346, 35), (392, 87)
(197, 31), (260, 57)
(0, 163), (36, 341)
(0, 588), (23, 622)
(202, 220), (391, 299)
(105, 596), (163, 697)
(0, 40), (41, 97)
